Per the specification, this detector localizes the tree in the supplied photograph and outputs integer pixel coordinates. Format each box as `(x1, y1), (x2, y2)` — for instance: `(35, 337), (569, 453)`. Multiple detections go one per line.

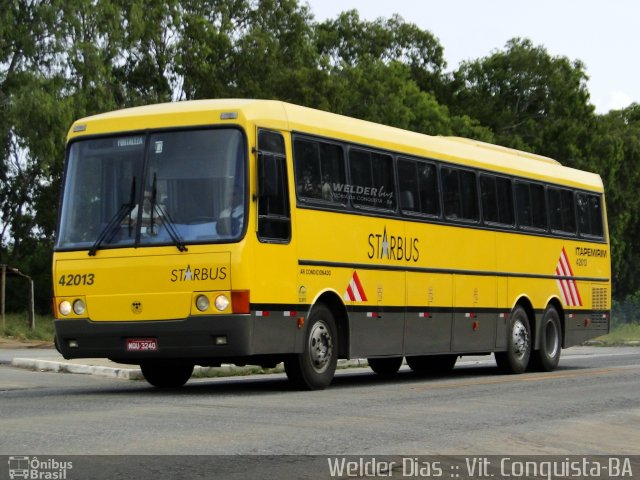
(176, 0), (321, 105)
(312, 10), (491, 140)
(113, 0), (181, 104)
(175, 0), (249, 100)
(314, 10), (446, 95)
(449, 38), (594, 166)
(1, 0), (181, 311)
(0, 0), (65, 254)
(587, 104), (640, 297)
(319, 57), (492, 142)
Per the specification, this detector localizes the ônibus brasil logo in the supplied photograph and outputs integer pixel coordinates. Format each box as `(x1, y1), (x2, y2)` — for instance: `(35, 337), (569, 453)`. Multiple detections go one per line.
(8, 456), (73, 480)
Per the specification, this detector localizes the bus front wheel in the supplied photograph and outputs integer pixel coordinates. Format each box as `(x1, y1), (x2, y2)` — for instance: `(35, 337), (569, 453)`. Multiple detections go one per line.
(140, 361), (194, 388)
(495, 305), (531, 374)
(285, 304), (337, 390)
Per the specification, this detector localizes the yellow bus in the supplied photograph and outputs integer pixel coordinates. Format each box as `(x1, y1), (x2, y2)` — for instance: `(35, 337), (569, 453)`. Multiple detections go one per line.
(53, 99), (611, 389)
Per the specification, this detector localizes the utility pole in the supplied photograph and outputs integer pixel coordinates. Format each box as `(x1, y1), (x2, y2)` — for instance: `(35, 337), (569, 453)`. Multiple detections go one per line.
(1, 264), (5, 329)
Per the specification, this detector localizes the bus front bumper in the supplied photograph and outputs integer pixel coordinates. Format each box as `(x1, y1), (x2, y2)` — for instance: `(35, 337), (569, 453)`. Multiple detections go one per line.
(54, 316), (256, 362)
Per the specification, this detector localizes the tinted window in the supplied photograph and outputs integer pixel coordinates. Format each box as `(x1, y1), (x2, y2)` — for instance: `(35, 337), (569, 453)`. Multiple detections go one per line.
(398, 158), (439, 216)
(577, 192), (604, 238)
(258, 130), (290, 242)
(516, 181), (547, 230)
(294, 138), (346, 204)
(480, 174), (514, 225)
(57, 129), (246, 250)
(348, 148), (396, 210)
(549, 187), (576, 234)
(442, 167), (478, 221)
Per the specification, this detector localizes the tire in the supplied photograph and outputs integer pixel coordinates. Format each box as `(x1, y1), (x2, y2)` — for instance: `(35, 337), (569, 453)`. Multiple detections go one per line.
(495, 305), (531, 374)
(530, 305), (562, 371)
(406, 354), (457, 374)
(368, 357), (403, 376)
(140, 361), (194, 388)
(285, 304), (337, 390)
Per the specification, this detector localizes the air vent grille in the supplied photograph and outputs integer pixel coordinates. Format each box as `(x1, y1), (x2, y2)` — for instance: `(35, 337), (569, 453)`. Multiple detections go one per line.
(592, 287), (608, 310)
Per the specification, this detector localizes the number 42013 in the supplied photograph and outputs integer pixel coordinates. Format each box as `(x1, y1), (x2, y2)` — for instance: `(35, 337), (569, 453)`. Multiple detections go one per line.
(58, 273), (95, 286)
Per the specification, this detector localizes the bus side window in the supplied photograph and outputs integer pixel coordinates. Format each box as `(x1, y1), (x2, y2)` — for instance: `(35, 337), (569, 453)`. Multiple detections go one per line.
(398, 158), (440, 216)
(480, 175), (498, 223)
(349, 148), (396, 210)
(293, 137), (346, 204)
(398, 159), (419, 213)
(257, 130), (290, 242)
(442, 166), (478, 222)
(577, 192), (604, 238)
(516, 181), (547, 231)
(549, 187), (576, 234)
(481, 174), (514, 226)
(496, 176), (515, 226)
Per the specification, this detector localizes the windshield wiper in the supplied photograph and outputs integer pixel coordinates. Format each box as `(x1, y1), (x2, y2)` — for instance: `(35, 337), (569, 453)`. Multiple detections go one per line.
(149, 173), (188, 252)
(88, 176), (136, 256)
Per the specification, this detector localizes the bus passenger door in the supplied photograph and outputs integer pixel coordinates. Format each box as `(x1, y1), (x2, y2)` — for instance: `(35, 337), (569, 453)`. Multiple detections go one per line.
(251, 129), (298, 354)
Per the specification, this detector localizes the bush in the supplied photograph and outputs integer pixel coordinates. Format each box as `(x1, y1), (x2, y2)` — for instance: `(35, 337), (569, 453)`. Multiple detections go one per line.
(611, 291), (640, 328)
(1, 313), (55, 342)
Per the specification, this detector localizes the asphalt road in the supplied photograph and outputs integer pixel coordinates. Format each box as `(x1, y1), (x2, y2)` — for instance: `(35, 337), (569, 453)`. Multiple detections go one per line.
(1, 347), (639, 459)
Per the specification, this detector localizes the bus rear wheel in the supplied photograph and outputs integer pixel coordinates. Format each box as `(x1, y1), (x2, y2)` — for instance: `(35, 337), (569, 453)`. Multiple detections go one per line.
(368, 357), (403, 376)
(529, 305), (562, 371)
(495, 305), (531, 374)
(406, 354), (457, 374)
(285, 304), (337, 390)
(140, 361), (194, 388)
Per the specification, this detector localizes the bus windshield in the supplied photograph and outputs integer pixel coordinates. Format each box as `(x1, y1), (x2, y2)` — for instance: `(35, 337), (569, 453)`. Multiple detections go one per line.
(56, 128), (246, 251)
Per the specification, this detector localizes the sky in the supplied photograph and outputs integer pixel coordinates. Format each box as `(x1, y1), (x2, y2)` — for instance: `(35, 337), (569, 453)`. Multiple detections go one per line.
(304, 0), (639, 113)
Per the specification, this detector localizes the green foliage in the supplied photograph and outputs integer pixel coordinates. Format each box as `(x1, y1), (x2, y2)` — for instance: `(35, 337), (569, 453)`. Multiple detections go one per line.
(449, 38), (594, 164)
(1, 0), (639, 311)
(587, 104), (640, 297)
(591, 324), (640, 346)
(612, 290), (640, 327)
(2, 312), (55, 342)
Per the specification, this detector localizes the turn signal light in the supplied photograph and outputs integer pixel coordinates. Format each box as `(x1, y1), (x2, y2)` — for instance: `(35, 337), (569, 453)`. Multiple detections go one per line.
(231, 290), (250, 314)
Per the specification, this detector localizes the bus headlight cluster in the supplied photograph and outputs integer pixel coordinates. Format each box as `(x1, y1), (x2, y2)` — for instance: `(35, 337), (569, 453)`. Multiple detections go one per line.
(73, 299), (86, 315)
(59, 300), (72, 316)
(214, 294), (230, 312)
(58, 298), (86, 316)
(193, 292), (233, 313)
(195, 295), (210, 312)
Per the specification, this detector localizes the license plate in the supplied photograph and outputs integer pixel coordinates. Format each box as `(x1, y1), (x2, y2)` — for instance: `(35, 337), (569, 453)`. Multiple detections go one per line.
(126, 338), (158, 351)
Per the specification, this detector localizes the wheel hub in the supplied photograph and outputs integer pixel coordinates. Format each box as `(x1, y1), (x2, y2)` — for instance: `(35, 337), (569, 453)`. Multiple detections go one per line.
(512, 319), (530, 359)
(308, 320), (333, 373)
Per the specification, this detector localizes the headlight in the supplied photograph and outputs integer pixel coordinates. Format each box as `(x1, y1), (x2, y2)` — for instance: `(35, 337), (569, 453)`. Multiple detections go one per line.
(73, 299), (86, 315)
(195, 294), (210, 312)
(214, 294), (230, 312)
(59, 301), (72, 316)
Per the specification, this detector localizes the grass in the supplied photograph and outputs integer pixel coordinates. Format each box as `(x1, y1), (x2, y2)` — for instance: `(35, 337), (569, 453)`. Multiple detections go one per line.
(1, 312), (56, 342)
(589, 323), (640, 346)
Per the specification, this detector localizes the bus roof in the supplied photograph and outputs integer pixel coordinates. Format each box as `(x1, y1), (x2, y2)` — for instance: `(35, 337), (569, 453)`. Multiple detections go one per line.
(69, 99), (604, 192)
